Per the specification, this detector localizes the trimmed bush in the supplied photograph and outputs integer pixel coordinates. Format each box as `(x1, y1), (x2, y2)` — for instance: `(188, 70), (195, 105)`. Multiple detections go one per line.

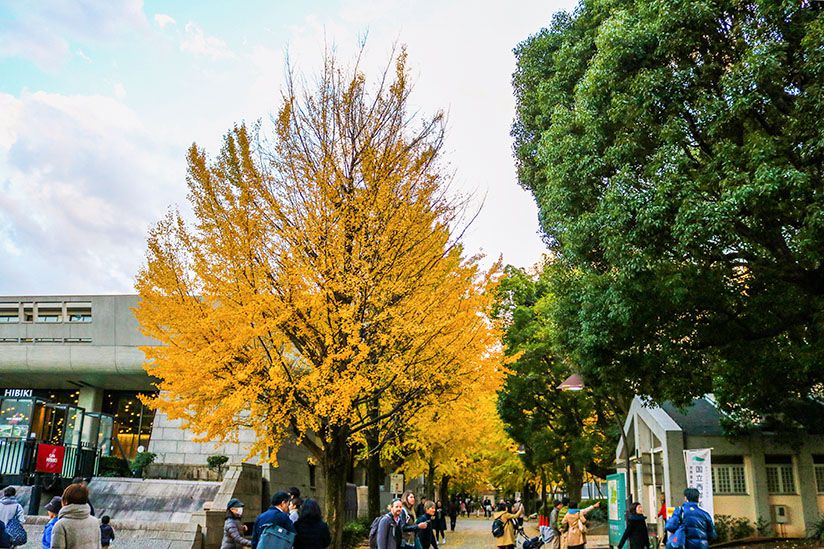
(98, 456), (130, 477)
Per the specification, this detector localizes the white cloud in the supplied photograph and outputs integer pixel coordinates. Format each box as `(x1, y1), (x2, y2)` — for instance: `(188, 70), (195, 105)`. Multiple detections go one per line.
(0, 91), (185, 294)
(180, 22), (234, 60)
(113, 82), (127, 99)
(76, 48), (92, 63)
(154, 13), (176, 29)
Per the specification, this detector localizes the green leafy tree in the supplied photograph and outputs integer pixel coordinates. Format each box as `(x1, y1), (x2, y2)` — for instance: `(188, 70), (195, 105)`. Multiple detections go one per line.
(512, 0), (824, 433)
(493, 265), (617, 502)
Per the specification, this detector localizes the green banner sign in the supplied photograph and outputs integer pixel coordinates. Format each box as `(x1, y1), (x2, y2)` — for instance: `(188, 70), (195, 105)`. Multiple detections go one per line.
(607, 472), (627, 546)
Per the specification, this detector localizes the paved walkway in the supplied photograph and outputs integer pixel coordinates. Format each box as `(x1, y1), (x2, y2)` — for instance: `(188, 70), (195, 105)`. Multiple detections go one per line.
(436, 517), (609, 549)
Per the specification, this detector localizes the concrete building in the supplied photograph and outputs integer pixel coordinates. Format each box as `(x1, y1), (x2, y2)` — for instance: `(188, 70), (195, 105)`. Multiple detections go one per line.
(0, 295), (321, 502)
(618, 395), (824, 538)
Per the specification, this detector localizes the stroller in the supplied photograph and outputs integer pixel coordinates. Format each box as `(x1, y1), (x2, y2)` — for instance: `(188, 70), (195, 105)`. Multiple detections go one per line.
(517, 526), (545, 549)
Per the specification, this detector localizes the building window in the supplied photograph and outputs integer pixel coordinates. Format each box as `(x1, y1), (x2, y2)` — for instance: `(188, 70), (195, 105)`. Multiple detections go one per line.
(23, 303), (34, 322)
(36, 302), (63, 323)
(67, 302), (92, 323)
(309, 463), (316, 489)
(765, 455), (795, 494)
(712, 464), (747, 494)
(814, 456), (824, 494)
(0, 303), (19, 323)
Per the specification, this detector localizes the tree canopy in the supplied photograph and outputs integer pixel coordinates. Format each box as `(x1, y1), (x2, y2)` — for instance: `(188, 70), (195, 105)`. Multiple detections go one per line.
(136, 47), (500, 544)
(493, 264), (617, 502)
(512, 0), (824, 433)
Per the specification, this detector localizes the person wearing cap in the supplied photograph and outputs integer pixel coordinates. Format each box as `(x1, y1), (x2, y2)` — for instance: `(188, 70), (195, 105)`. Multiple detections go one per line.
(42, 496), (62, 549)
(221, 498), (252, 549)
(251, 491), (295, 548)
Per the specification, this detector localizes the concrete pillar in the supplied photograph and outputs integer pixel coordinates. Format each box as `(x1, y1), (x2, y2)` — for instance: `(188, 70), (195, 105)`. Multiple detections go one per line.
(748, 437), (771, 526)
(77, 387), (104, 412)
(796, 450), (819, 534)
(663, 431), (685, 507)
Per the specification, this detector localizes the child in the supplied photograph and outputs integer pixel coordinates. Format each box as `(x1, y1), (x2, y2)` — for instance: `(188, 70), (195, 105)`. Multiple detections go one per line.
(100, 515), (115, 548)
(42, 496), (62, 549)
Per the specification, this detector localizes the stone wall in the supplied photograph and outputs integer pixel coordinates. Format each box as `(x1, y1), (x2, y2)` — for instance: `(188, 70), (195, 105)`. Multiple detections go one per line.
(24, 515), (202, 549)
(88, 477), (221, 523)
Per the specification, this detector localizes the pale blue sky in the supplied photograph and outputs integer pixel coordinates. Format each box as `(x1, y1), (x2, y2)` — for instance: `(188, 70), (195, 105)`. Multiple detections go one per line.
(0, 0), (576, 294)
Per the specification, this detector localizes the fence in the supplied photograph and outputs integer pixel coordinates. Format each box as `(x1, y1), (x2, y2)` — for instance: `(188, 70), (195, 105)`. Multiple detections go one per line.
(0, 437), (100, 480)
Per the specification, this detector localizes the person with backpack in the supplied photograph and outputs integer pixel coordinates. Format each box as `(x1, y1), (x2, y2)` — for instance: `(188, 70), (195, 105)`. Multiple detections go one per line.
(374, 499), (403, 549)
(221, 498), (252, 549)
(293, 499), (330, 548)
(415, 501), (439, 549)
(491, 501), (523, 549)
(665, 488), (717, 549)
(617, 503), (648, 549)
(561, 501), (599, 549)
(251, 491), (296, 548)
(0, 486), (26, 548)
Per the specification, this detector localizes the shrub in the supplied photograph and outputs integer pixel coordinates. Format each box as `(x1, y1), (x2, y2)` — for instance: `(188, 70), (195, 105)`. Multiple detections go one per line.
(130, 451), (157, 478)
(809, 514), (824, 541)
(207, 454), (229, 475)
(98, 456), (130, 477)
(340, 518), (369, 549)
(715, 515), (755, 543)
(578, 499), (607, 523)
(756, 516), (772, 537)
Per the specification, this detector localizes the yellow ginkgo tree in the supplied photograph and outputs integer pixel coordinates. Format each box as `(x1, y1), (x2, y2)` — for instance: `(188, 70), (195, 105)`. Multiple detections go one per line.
(135, 47), (500, 545)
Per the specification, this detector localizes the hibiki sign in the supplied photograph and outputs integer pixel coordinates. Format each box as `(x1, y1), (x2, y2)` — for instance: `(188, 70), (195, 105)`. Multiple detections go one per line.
(3, 389), (33, 397)
(35, 444), (66, 474)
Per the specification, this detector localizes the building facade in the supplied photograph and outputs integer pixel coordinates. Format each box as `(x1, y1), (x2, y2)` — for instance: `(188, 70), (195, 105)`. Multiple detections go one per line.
(0, 295), (322, 501)
(618, 396), (824, 538)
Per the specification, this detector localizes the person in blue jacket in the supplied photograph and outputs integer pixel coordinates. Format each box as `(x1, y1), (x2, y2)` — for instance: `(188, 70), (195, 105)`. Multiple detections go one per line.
(42, 496), (62, 549)
(251, 491), (295, 547)
(665, 488), (717, 549)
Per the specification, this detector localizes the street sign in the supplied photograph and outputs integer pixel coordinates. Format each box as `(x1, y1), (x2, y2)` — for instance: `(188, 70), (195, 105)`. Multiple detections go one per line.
(390, 473), (404, 494)
(35, 443), (65, 474)
(607, 472), (627, 547)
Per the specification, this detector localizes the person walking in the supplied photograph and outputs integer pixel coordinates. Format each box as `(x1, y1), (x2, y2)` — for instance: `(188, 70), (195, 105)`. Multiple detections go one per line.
(545, 500), (563, 549)
(561, 501), (599, 549)
(42, 496), (62, 549)
(377, 499), (403, 549)
(665, 488), (717, 549)
(556, 498), (570, 549)
(99, 516), (115, 549)
(459, 500), (466, 518)
(447, 499), (458, 533)
(50, 483), (101, 549)
(0, 486), (25, 547)
(415, 501), (439, 549)
(251, 491), (295, 548)
(221, 498), (252, 549)
(70, 478), (94, 517)
(617, 503), (648, 549)
(400, 491), (427, 549)
(293, 498), (331, 549)
(433, 501), (446, 544)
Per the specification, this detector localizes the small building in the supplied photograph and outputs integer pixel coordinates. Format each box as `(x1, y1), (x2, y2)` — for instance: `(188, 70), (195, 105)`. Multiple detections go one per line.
(618, 395), (824, 538)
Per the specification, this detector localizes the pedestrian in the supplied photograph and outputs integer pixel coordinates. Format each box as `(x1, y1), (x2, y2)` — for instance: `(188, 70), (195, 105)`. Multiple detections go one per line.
(0, 486), (25, 548)
(289, 497), (303, 523)
(447, 499), (458, 532)
(0, 519), (10, 549)
(561, 501), (599, 549)
(491, 501), (522, 549)
(459, 500), (466, 518)
(71, 479), (94, 517)
(42, 496), (62, 549)
(400, 490), (427, 549)
(511, 499), (524, 528)
(288, 487), (301, 500)
(433, 501), (446, 544)
(377, 499), (403, 549)
(545, 500), (563, 549)
(656, 496), (668, 547)
(293, 498), (330, 549)
(251, 491), (295, 548)
(484, 498), (492, 519)
(617, 503), (648, 549)
(221, 498), (252, 549)
(99, 516), (115, 549)
(556, 497), (570, 549)
(665, 488), (717, 549)
(50, 483), (101, 549)
(415, 501), (439, 549)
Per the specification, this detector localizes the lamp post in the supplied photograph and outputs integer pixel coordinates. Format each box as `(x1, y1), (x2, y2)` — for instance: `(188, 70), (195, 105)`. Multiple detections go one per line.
(557, 373), (633, 506)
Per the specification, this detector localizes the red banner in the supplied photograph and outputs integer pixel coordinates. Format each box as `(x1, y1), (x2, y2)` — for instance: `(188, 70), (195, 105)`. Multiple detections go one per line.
(35, 444), (65, 474)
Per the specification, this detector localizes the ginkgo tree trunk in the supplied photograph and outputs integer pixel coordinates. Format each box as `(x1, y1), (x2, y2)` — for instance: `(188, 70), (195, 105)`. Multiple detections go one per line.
(135, 47), (500, 548)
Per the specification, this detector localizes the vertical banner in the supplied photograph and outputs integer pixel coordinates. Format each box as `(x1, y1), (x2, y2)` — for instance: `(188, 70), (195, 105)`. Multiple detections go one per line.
(607, 472), (627, 547)
(684, 448), (714, 517)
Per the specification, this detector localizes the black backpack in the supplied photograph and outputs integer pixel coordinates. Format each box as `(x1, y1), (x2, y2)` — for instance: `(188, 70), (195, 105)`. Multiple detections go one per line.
(369, 513), (392, 548)
(491, 517), (506, 537)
